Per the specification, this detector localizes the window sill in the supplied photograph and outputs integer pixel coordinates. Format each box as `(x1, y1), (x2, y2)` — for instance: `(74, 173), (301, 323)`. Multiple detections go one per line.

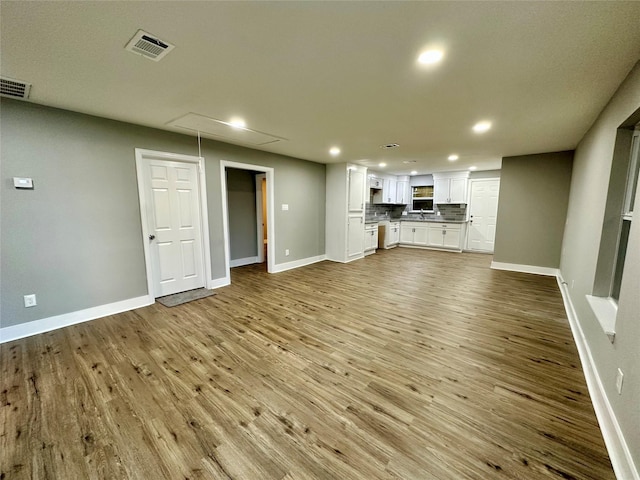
(585, 295), (617, 343)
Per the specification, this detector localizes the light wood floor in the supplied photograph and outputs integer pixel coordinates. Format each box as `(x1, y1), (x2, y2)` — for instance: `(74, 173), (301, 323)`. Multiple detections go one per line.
(1, 248), (614, 479)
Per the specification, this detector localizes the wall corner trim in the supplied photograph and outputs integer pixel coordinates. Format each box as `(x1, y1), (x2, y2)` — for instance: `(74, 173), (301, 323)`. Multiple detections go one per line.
(490, 261), (559, 276)
(556, 274), (639, 480)
(0, 295), (154, 344)
(208, 276), (231, 289)
(272, 254), (326, 273)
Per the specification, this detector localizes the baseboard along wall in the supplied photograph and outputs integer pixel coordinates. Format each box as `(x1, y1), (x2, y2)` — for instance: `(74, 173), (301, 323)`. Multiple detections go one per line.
(556, 275), (639, 480)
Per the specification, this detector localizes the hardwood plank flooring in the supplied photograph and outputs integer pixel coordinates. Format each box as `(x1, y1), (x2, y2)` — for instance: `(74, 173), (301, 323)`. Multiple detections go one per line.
(1, 248), (614, 479)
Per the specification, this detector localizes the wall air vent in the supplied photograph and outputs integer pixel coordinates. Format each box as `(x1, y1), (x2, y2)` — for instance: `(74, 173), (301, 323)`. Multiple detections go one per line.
(0, 77), (31, 100)
(125, 30), (174, 61)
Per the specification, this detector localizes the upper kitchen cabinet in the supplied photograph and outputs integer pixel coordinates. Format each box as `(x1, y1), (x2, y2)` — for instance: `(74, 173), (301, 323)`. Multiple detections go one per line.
(433, 171), (470, 204)
(383, 177), (397, 204)
(369, 176), (383, 189)
(326, 163), (368, 263)
(396, 176), (411, 205)
(348, 167), (366, 212)
(369, 171), (409, 205)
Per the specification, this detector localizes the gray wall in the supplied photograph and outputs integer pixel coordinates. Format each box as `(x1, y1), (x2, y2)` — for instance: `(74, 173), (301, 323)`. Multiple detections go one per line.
(559, 61), (640, 467)
(493, 151), (573, 268)
(1, 99), (325, 328)
(226, 168), (258, 261)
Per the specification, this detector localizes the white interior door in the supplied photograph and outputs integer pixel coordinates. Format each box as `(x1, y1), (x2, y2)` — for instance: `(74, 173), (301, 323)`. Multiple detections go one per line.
(143, 158), (205, 297)
(467, 179), (500, 252)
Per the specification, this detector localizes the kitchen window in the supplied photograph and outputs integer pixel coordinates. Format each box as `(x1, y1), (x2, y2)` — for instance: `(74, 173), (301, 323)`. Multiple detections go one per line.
(412, 185), (434, 211)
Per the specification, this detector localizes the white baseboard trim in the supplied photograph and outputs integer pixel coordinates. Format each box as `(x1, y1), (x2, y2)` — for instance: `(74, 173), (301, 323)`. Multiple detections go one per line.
(229, 256), (260, 268)
(208, 276), (231, 289)
(0, 295), (154, 344)
(272, 254), (326, 273)
(556, 275), (639, 480)
(490, 261), (559, 277)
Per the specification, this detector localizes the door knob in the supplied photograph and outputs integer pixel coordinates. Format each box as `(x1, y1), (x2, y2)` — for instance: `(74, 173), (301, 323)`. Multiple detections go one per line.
(149, 234), (156, 240)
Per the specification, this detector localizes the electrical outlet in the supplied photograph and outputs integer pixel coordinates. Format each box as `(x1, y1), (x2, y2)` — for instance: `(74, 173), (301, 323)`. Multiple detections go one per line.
(616, 368), (624, 394)
(285, 249), (290, 256)
(571, 279), (575, 289)
(281, 204), (289, 211)
(24, 294), (37, 308)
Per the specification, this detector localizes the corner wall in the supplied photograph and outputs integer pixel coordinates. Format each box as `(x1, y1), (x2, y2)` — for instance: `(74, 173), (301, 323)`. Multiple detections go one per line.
(559, 61), (640, 474)
(493, 151), (573, 269)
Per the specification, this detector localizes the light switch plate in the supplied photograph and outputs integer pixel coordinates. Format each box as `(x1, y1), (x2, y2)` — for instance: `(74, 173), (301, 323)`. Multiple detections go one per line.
(14, 177), (34, 189)
(282, 204), (289, 211)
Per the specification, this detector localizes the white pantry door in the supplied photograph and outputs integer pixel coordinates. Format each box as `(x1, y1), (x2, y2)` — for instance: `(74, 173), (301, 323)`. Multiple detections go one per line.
(143, 159), (205, 297)
(467, 179), (500, 252)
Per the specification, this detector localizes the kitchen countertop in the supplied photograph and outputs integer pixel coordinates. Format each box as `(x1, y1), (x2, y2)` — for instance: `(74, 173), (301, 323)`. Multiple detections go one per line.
(399, 218), (468, 223)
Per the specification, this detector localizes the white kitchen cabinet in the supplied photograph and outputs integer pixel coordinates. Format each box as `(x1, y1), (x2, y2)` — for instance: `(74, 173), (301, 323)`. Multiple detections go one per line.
(378, 221), (400, 249)
(433, 172), (469, 204)
(427, 223), (463, 250)
(369, 176), (383, 189)
(388, 221), (400, 246)
(383, 177), (397, 203)
(396, 176), (411, 204)
(348, 168), (366, 212)
(364, 223), (378, 255)
(400, 222), (429, 246)
(348, 215), (365, 258)
(326, 163), (368, 263)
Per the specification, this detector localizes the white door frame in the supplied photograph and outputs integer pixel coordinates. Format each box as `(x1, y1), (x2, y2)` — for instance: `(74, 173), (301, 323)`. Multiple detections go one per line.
(255, 173), (266, 264)
(135, 148), (213, 298)
(465, 177), (500, 251)
(220, 161), (275, 278)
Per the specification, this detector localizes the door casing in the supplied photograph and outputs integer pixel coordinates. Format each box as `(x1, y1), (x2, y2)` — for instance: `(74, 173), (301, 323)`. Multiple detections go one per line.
(135, 148), (213, 298)
(220, 161), (275, 279)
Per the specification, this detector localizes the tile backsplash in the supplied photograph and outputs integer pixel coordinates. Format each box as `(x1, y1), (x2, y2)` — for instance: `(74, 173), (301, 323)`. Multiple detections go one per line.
(366, 203), (466, 222)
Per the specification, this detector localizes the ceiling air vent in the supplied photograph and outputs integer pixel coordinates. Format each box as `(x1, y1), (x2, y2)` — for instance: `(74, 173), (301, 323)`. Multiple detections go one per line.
(0, 77), (31, 100)
(125, 30), (174, 61)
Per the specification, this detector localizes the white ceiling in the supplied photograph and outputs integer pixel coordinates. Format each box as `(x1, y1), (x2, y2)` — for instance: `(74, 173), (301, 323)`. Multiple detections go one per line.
(2, 1), (640, 175)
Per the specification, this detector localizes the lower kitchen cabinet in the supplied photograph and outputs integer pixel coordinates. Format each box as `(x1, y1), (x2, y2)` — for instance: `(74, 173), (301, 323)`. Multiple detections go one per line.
(400, 222), (429, 246)
(401, 221), (465, 251)
(379, 221), (401, 249)
(364, 223), (378, 255)
(427, 223), (462, 248)
(347, 215), (365, 259)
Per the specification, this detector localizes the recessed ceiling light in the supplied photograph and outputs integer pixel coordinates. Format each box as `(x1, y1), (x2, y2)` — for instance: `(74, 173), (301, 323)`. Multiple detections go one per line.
(418, 49), (444, 65)
(472, 121), (492, 133)
(410, 170), (418, 175)
(469, 166), (477, 171)
(329, 147), (341, 156)
(229, 117), (246, 129)
(379, 163), (387, 167)
(448, 154), (459, 161)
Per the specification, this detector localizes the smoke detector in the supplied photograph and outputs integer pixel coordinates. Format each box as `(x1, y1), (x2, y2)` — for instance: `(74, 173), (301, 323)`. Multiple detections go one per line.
(125, 30), (174, 61)
(0, 77), (31, 100)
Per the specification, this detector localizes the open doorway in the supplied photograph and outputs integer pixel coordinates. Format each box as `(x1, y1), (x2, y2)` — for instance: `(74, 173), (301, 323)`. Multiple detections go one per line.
(220, 161), (275, 281)
(256, 173), (268, 264)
